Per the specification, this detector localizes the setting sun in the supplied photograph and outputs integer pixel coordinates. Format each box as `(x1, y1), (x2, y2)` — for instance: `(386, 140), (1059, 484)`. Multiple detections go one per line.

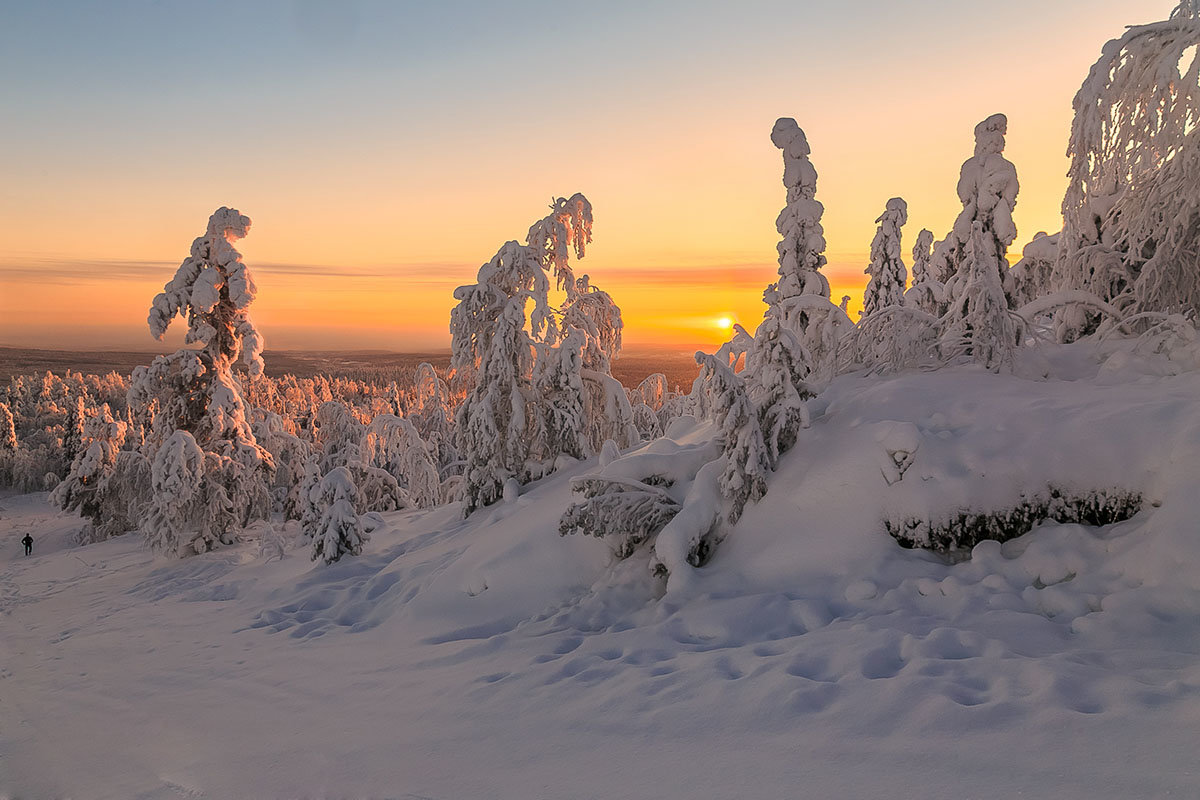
(715, 315), (735, 331)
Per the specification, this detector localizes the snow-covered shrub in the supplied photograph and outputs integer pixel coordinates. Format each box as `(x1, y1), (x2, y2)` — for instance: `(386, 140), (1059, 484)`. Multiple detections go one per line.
(940, 222), (1024, 372)
(886, 486), (1143, 552)
(1055, 5), (1200, 338)
(862, 198), (909, 317)
(932, 114), (1020, 304)
(312, 400), (365, 470)
(411, 362), (458, 474)
(905, 228), (944, 316)
(559, 475), (681, 558)
(630, 403), (663, 441)
(840, 305), (939, 375)
(309, 466), (368, 565)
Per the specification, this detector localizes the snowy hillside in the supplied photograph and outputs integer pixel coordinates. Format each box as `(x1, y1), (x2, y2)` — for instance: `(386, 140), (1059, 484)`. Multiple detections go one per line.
(4, 341), (1200, 799)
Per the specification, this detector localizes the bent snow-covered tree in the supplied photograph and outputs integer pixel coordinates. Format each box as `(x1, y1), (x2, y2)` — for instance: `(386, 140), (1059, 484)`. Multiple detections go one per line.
(862, 198), (909, 317)
(1054, 4), (1200, 338)
(132, 208), (274, 553)
(932, 115), (1020, 305)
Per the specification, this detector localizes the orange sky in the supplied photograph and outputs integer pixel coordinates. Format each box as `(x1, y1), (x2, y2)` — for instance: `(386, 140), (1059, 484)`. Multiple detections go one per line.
(0, 1), (1172, 352)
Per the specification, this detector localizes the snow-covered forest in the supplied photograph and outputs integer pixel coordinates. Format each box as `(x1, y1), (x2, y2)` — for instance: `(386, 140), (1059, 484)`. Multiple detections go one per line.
(4, 4), (1200, 798)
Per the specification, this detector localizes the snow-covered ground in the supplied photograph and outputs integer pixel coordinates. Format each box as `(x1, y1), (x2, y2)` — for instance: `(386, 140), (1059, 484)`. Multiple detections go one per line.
(4, 344), (1200, 799)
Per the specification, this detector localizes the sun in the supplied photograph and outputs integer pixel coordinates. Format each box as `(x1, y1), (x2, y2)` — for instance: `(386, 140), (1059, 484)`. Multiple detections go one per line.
(715, 315), (734, 330)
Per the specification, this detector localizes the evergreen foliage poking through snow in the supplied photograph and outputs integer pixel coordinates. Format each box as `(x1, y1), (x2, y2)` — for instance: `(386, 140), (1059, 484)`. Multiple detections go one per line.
(862, 198), (909, 317)
(887, 486), (1143, 552)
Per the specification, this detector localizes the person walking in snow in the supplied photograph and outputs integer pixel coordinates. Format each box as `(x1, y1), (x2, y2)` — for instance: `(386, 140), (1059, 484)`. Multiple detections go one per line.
(21, 533), (32, 556)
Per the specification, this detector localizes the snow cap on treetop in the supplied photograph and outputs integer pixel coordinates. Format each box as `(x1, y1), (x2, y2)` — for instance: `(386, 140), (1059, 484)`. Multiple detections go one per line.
(877, 197), (908, 226)
(973, 114), (1008, 157)
(770, 118), (809, 156)
(207, 207), (251, 240)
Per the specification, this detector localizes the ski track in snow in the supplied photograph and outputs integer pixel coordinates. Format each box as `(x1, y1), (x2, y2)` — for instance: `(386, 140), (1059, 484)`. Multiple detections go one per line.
(3, 354), (1200, 798)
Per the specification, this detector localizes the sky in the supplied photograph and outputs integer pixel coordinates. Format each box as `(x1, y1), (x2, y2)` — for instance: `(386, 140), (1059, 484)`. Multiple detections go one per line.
(0, 0), (1175, 352)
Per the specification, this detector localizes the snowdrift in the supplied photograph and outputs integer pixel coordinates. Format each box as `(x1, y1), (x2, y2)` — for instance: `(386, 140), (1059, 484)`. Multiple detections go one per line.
(4, 343), (1200, 799)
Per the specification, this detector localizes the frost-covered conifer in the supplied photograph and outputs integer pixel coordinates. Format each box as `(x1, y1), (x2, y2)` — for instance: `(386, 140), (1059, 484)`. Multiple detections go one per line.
(932, 115), (1020, 304)
(1054, 6), (1200, 338)
(411, 362), (457, 472)
(362, 414), (440, 508)
(772, 118), (829, 302)
(309, 466), (368, 564)
(694, 352), (770, 523)
(132, 208), (273, 551)
(862, 198), (909, 317)
(1010, 232), (1060, 307)
(941, 222), (1021, 371)
(768, 119), (853, 378)
(530, 327), (587, 465)
(905, 228), (944, 315)
(148, 207), (265, 377)
(51, 404), (128, 539)
(743, 298), (814, 468)
(0, 402), (15, 452)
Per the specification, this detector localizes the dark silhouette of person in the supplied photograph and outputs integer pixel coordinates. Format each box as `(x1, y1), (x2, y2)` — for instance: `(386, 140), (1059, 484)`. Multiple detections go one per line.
(21, 533), (32, 556)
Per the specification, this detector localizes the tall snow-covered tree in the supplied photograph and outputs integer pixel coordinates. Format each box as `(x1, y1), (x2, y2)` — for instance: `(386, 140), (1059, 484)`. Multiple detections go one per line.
(862, 198), (909, 317)
(0, 402), (15, 453)
(51, 404), (129, 540)
(931, 115), (1020, 304)
(769, 118), (851, 378)
(1054, 5), (1200, 338)
(132, 208), (274, 551)
(905, 228), (944, 315)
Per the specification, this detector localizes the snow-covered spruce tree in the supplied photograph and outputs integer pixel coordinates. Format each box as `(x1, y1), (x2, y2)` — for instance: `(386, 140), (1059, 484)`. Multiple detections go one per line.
(308, 466), (368, 565)
(941, 221), (1022, 371)
(530, 327), (588, 466)
(1054, 5), (1200, 339)
(862, 198), (909, 317)
(454, 286), (540, 514)
(931, 115), (1020, 305)
(410, 362), (458, 474)
(51, 405), (128, 541)
(743, 291), (815, 468)
(361, 414), (440, 509)
(905, 228), (945, 315)
(770, 118), (849, 374)
(559, 274), (639, 453)
(1010, 232), (1060, 308)
(694, 352), (771, 523)
(0, 402), (16, 484)
(132, 208), (274, 550)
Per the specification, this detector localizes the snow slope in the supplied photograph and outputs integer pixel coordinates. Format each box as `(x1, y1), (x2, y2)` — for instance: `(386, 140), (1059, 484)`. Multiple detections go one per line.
(3, 343), (1200, 799)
